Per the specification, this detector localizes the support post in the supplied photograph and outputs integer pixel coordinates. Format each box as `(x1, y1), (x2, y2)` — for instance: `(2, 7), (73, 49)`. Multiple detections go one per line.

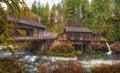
(81, 42), (83, 52)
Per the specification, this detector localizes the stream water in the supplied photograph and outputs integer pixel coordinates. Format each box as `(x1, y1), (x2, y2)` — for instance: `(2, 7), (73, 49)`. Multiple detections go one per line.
(0, 48), (120, 73)
(106, 42), (112, 55)
(20, 53), (120, 73)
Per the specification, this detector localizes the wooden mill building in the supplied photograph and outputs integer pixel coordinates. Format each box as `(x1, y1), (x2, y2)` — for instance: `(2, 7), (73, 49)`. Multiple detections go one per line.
(50, 26), (100, 51)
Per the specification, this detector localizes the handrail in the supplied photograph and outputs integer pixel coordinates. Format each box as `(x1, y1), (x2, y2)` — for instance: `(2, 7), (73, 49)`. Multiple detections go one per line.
(13, 36), (57, 41)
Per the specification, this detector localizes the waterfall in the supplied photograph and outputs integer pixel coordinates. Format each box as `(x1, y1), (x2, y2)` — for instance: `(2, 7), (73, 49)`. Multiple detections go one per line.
(106, 42), (112, 55)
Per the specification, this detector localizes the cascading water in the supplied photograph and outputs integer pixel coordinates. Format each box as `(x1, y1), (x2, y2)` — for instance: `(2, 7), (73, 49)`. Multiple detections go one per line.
(21, 55), (39, 73)
(106, 42), (112, 55)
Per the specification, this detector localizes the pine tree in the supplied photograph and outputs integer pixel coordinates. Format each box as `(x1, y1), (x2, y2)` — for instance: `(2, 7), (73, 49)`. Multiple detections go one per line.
(37, 2), (44, 17)
(50, 4), (57, 25)
(63, 0), (81, 26)
(90, 0), (110, 34)
(81, 0), (89, 20)
(41, 3), (50, 26)
(110, 0), (120, 40)
(31, 1), (37, 14)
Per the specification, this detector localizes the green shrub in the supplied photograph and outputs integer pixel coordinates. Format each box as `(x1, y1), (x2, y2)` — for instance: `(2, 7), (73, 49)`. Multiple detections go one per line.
(76, 51), (82, 55)
(47, 43), (82, 57)
(50, 43), (74, 53)
(47, 50), (76, 57)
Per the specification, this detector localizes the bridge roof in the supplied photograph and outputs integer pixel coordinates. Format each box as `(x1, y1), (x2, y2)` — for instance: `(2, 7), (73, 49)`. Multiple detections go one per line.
(65, 26), (91, 33)
(8, 15), (46, 28)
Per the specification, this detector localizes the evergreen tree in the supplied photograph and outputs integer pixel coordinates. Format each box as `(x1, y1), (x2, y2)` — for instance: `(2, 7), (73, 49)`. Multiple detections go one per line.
(110, 0), (120, 40)
(41, 3), (50, 26)
(31, 1), (37, 14)
(37, 2), (41, 15)
(90, 0), (110, 34)
(49, 4), (56, 24)
(81, 0), (89, 20)
(63, 0), (81, 26)
(57, 3), (64, 22)
(37, 2), (44, 17)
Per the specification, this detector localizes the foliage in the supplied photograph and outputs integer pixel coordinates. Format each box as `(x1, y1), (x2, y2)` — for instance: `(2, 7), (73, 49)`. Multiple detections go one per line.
(89, 0), (110, 33)
(47, 43), (81, 57)
(81, 0), (89, 20)
(0, 57), (25, 73)
(0, 0), (27, 52)
(38, 60), (85, 73)
(63, 0), (81, 26)
(31, 1), (37, 14)
(41, 3), (50, 26)
(50, 43), (74, 53)
(108, 0), (120, 40)
(47, 43), (75, 57)
(47, 50), (76, 57)
(76, 51), (82, 55)
(30, 0), (120, 40)
(91, 63), (120, 73)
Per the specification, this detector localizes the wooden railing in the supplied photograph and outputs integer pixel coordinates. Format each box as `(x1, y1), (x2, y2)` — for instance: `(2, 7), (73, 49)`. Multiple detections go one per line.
(13, 36), (56, 41)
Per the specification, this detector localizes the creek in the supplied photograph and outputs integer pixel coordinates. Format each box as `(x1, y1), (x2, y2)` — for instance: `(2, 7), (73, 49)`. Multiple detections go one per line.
(0, 48), (120, 73)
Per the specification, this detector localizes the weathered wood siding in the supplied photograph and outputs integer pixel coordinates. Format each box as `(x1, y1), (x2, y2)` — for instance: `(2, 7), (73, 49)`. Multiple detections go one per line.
(65, 32), (100, 42)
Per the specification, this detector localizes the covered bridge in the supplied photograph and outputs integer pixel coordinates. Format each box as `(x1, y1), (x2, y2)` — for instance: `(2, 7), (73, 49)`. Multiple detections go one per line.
(7, 15), (56, 51)
(8, 15), (46, 39)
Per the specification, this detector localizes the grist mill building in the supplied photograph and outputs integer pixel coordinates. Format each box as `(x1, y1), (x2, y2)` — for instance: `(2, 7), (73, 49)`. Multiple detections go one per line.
(50, 26), (100, 51)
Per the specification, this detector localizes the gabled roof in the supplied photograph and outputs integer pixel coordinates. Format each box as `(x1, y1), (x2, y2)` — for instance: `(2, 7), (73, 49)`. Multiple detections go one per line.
(8, 15), (46, 28)
(65, 26), (91, 33)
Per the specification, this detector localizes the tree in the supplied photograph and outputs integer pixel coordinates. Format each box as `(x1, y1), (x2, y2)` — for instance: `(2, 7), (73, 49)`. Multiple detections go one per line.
(57, 3), (63, 21)
(31, 1), (37, 14)
(0, 0), (27, 53)
(109, 0), (120, 40)
(90, 0), (110, 34)
(63, 0), (81, 26)
(81, 0), (89, 20)
(41, 3), (50, 26)
(37, 2), (44, 17)
(49, 4), (56, 25)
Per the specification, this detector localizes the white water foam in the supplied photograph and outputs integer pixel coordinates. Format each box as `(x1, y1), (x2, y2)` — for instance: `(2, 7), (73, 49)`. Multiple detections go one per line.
(24, 55), (38, 62)
(42, 56), (78, 62)
(79, 59), (120, 68)
(106, 42), (112, 55)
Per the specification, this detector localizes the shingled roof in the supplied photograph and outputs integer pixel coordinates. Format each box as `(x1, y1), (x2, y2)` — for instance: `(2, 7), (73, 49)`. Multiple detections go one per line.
(8, 15), (46, 28)
(65, 26), (91, 33)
